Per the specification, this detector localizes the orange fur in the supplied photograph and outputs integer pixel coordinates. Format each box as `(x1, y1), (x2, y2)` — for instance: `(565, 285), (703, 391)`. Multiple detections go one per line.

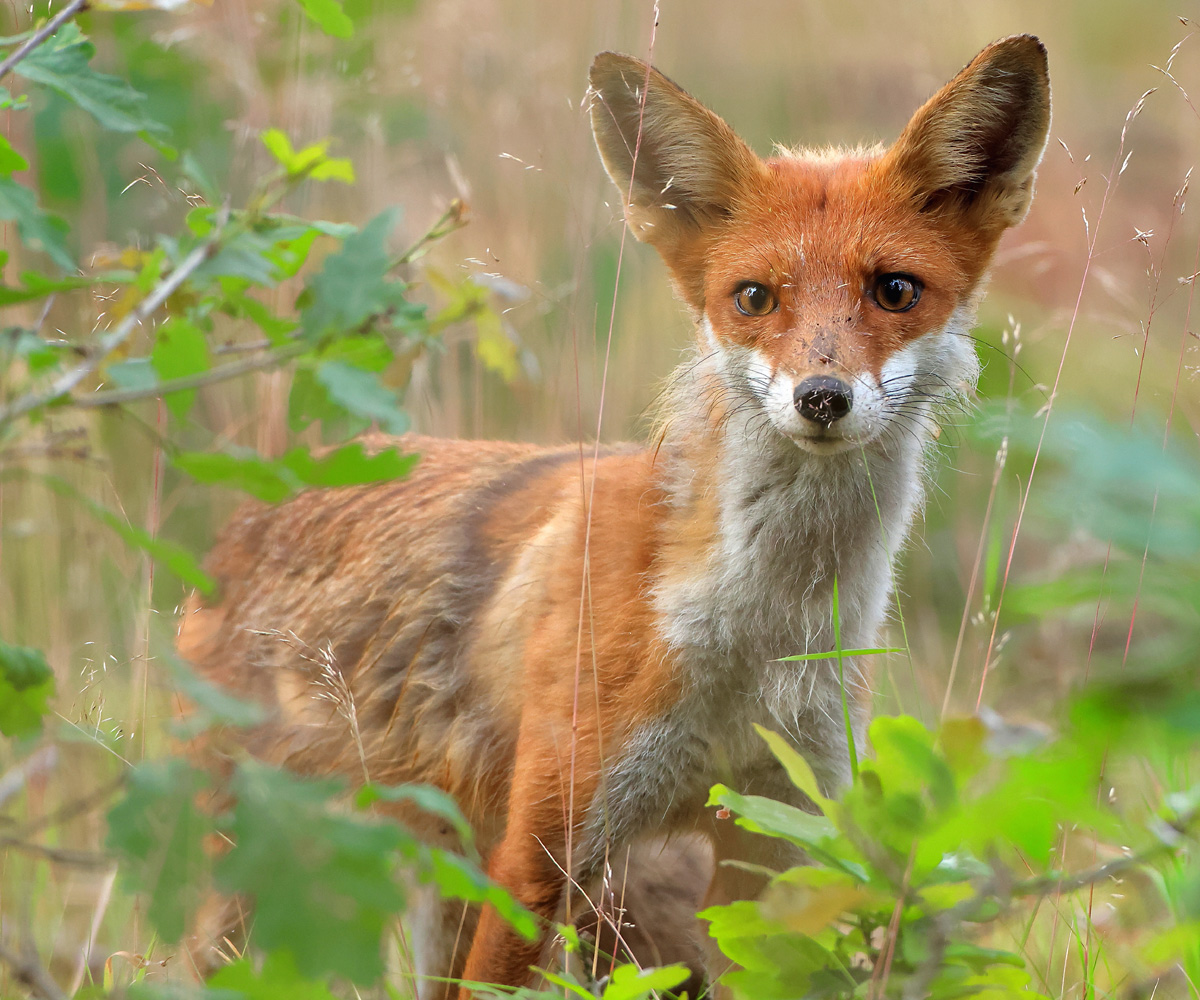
(179, 37), (1050, 995)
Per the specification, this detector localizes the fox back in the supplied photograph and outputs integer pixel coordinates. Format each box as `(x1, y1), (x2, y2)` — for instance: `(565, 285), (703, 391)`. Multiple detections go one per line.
(178, 36), (1050, 994)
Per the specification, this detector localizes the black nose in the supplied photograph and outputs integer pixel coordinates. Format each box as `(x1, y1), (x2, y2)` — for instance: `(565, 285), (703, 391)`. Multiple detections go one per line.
(794, 376), (853, 426)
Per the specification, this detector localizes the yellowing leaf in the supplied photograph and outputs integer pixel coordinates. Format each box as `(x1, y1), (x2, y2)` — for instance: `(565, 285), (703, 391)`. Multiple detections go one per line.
(474, 307), (518, 383)
(766, 881), (869, 936)
(938, 715), (988, 777)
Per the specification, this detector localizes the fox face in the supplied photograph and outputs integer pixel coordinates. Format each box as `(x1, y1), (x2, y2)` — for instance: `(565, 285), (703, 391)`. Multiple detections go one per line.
(590, 37), (1050, 456)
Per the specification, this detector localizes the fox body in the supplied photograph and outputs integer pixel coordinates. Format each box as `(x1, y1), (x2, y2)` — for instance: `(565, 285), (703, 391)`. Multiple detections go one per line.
(179, 37), (1050, 993)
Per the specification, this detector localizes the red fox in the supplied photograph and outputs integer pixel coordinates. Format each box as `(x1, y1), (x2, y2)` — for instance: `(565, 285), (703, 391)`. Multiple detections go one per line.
(178, 36), (1050, 994)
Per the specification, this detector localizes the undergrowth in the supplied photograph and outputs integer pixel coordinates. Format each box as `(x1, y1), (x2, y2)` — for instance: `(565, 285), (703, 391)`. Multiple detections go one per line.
(1, 3), (1198, 1000)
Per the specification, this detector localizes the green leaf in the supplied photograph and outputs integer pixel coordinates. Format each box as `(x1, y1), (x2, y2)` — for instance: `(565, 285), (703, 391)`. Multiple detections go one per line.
(404, 843), (539, 942)
(16, 22), (168, 136)
(309, 158), (355, 183)
(0, 86), (30, 111)
(753, 724), (833, 814)
(774, 647), (902, 662)
(7, 329), (61, 375)
(217, 761), (407, 982)
(707, 784), (840, 855)
(287, 366), (347, 434)
(159, 655), (266, 735)
(174, 450), (298, 504)
(105, 358), (158, 394)
(106, 760), (211, 942)
(261, 128), (354, 183)
(700, 899), (788, 943)
(315, 361), (407, 434)
(206, 951), (339, 1000)
(260, 128), (294, 166)
(294, 0), (354, 38)
(535, 970), (595, 1000)
(290, 334), (394, 433)
(300, 208), (408, 342)
(0, 176), (73, 272)
(219, 282), (298, 343)
(40, 476), (215, 594)
(0, 132), (29, 177)
(867, 715), (956, 813)
(0, 269), (130, 307)
(356, 781), (476, 854)
(0, 640), (55, 738)
(193, 230), (281, 285)
(600, 963), (691, 1000)
(151, 318), (210, 422)
(279, 442), (417, 490)
(175, 443), (415, 502)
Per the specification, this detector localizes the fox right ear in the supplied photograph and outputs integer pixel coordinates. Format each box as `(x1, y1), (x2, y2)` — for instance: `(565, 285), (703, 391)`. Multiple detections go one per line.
(885, 35), (1051, 230)
(589, 52), (763, 309)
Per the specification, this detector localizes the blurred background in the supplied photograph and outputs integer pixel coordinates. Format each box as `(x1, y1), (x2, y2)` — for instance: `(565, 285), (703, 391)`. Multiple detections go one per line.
(1, 0), (1198, 990)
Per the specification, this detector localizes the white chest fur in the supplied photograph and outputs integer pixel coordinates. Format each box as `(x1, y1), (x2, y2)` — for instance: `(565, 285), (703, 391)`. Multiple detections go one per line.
(579, 388), (929, 865)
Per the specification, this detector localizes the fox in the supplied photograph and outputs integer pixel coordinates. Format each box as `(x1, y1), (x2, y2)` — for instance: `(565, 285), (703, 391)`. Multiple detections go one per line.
(178, 36), (1050, 995)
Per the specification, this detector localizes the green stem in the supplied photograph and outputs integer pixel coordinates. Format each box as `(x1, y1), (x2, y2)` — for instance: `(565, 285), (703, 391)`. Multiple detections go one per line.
(832, 577), (859, 781)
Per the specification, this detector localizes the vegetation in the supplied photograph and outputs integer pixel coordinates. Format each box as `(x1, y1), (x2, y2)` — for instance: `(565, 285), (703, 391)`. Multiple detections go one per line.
(1, 2), (1197, 999)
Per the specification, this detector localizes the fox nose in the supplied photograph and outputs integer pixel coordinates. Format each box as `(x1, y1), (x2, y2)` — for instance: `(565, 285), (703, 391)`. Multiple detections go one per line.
(794, 376), (853, 426)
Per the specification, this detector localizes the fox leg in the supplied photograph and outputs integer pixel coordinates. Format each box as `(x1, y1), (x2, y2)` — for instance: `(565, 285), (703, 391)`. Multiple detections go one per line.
(459, 717), (598, 994)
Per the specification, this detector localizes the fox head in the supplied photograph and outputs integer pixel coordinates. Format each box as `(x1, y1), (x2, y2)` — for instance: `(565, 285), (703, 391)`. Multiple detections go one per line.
(589, 37), (1050, 455)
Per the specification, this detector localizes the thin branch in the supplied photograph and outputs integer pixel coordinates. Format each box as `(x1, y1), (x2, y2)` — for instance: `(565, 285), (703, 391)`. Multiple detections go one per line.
(72, 341), (307, 409)
(1010, 846), (1170, 900)
(393, 198), (468, 267)
(0, 836), (113, 868)
(0, 0), (89, 82)
(0, 938), (68, 1000)
(0, 209), (227, 428)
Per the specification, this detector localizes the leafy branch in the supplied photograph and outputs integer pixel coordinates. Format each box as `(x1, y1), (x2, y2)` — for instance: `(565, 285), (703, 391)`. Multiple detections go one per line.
(0, 0), (87, 82)
(71, 341), (308, 409)
(0, 206), (227, 428)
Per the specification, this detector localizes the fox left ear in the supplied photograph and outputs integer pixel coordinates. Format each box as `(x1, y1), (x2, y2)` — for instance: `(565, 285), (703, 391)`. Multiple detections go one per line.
(884, 35), (1051, 229)
(589, 51), (765, 311)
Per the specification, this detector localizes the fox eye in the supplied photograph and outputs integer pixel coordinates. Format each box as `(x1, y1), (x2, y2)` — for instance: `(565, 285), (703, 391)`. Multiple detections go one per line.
(872, 273), (922, 312)
(733, 282), (777, 316)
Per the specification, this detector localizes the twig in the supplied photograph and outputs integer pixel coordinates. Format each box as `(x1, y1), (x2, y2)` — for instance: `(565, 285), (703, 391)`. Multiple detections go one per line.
(0, 937), (68, 1000)
(0, 835), (113, 868)
(0, 210), (227, 428)
(1, 777), (122, 838)
(72, 341), (307, 409)
(0, 0), (89, 82)
(394, 198), (468, 266)
(1009, 848), (1166, 900)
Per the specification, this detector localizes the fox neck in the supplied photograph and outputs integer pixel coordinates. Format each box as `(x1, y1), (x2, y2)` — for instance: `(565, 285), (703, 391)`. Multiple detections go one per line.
(653, 331), (944, 718)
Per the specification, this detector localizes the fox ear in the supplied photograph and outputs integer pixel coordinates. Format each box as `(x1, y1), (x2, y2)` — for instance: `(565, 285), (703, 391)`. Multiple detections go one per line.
(885, 35), (1051, 229)
(589, 52), (763, 307)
